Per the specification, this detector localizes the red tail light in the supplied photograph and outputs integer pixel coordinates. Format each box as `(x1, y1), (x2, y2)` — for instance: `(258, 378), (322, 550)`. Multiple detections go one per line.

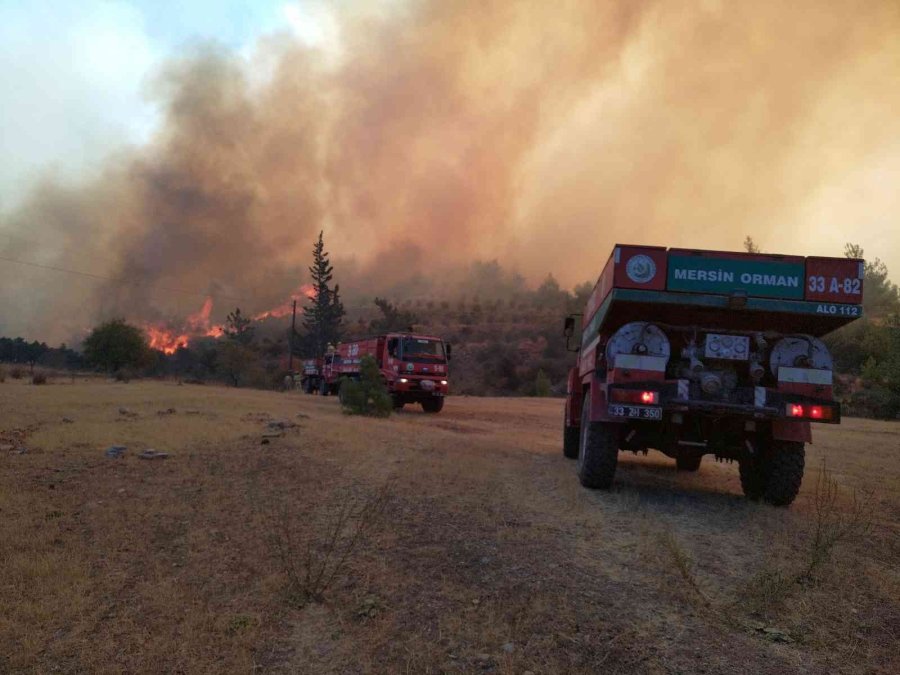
(611, 389), (659, 405)
(786, 403), (834, 420)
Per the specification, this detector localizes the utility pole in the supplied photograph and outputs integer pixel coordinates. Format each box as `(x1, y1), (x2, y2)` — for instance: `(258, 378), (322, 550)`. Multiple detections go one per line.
(288, 299), (297, 372)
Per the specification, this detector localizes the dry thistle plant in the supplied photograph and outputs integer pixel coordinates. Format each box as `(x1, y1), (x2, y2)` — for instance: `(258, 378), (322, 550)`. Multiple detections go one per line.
(799, 460), (875, 584)
(740, 460), (876, 612)
(266, 481), (392, 606)
(660, 530), (711, 607)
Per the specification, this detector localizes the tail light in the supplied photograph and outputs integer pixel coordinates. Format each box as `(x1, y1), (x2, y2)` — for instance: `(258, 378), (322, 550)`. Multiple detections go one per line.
(786, 403), (834, 420)
(612, 389), (659, 405)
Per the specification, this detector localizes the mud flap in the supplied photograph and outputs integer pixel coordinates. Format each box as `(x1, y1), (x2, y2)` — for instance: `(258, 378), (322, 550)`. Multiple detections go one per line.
(587, 374), (612, 423)
(772, 419), (811, 443)
(565, 367), (582, 427)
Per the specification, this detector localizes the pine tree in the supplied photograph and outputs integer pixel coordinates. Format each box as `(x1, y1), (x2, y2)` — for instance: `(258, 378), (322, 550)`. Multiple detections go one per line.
(743, 236), (761, 253)
(224, 308), (254, 345)
(303, 231), (345, 356)
(370, 297), (418, 332)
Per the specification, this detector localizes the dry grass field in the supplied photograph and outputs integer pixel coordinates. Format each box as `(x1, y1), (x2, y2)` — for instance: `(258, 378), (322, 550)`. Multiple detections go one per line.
(1, 378), (898, 674)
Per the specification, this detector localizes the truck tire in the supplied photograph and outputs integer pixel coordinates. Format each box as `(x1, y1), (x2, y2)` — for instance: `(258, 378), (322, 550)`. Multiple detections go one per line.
(422, 398), (444, 414)
(563, 419), (579, 459)
(676, 454), (702, 472)
(762, 441), (805, 506)
(578, 394), (619, 489)
(739, 458), (764, 500)
(739, 441), (805, 506)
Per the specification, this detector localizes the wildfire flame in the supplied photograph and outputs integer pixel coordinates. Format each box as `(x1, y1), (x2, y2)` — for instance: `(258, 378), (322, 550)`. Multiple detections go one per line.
(253, 284), (316, 321)
(142, 296), (222, 354)
(142, 285), (314, 353)
(145, 326), (190, 355)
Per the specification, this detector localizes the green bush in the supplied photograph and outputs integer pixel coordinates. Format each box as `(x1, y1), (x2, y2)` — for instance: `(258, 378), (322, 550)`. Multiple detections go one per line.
(83, 319), (151, 372)
(340, 355), (392, 417)
(850, 386), (900, 420)
(534, 369), (551, 397)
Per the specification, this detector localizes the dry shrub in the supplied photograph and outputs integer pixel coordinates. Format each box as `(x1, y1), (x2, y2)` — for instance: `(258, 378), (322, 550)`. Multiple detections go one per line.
(9, 367), (23, 380)
(31, 373), (47, 385)
(114, 368), (139, 382)
(742, 461), (874, 610)
(660, 530), (711, 608)
(266, 481), (391, 606)
(800, 461), (874, 583)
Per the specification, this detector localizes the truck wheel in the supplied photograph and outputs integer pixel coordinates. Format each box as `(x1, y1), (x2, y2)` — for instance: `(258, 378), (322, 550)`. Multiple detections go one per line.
(422, 398), (444, 414)
(392, 396), (405, 411)
(563, 417), (579, 459)
(318, 379), (329, 396)
(676, 454), (702, 472)
(762, 441), (805, 506)
(578, 394), (619, 489)
(739, 457), (764, 500)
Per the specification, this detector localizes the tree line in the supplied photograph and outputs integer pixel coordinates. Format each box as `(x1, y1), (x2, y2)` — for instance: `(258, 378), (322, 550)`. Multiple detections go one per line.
(4, 236), (898, 419)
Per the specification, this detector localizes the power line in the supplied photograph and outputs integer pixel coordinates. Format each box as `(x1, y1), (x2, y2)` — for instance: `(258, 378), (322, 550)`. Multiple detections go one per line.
(0, 254), (252, 303)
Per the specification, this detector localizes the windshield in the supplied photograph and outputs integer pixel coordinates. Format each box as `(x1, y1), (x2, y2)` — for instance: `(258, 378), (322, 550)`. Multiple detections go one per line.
(400, 337), (445, 362)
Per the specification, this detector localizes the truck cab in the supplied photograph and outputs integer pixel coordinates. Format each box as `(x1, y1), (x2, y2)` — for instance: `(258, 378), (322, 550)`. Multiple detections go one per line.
(321, 333), (451, 412)
(382, 333), (451, 411)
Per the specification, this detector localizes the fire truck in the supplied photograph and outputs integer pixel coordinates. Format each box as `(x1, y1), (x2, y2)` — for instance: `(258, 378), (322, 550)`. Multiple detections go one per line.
(313, 333), (451, 412)
(563, 245), (864, 506)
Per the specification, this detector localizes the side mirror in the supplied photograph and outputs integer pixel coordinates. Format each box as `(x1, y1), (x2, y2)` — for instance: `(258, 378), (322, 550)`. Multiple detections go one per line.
(563, 316), (576, 338)
(445, 343), (452, 361)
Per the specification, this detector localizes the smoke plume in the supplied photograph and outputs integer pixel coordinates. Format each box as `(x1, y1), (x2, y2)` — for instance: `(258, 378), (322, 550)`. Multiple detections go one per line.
(2, 0), (899, 343)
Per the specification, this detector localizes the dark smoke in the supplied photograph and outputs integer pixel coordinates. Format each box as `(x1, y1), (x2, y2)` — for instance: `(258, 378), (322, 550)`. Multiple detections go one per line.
(2, 0), (899, 343)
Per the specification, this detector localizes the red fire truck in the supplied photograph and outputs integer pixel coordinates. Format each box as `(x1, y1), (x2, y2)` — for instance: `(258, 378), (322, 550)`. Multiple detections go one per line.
(313, 333), (451, 412)
(563, 245), (864, 506)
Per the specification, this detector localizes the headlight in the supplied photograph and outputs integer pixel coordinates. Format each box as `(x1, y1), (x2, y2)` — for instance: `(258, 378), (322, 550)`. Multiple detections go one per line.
(399, 378), (409, 383)
(440, 380), (448, 385)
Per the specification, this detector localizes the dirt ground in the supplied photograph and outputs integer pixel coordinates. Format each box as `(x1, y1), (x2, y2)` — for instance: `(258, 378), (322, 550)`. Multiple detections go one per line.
(1, 379), (898, 674)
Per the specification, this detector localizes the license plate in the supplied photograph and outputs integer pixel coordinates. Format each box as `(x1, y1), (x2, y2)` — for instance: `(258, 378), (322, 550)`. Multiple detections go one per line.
(608, 405), (662, 420)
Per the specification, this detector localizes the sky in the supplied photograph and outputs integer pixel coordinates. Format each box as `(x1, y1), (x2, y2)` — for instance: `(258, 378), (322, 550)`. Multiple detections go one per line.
(1, 0), (899, 343)
(0, 0), (333, 210)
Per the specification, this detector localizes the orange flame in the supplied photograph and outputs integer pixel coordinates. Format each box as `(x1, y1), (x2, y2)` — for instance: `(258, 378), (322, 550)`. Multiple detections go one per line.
(143, 296), (222, 353)
(142, 286), (313, 353)
(254, 284), (316, 321)
(145, 325), (190, 355)
(186, 296), (225, 337)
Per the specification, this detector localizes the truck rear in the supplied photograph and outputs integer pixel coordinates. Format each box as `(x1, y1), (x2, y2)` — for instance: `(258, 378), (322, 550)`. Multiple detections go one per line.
(563, 245), (864, 505)
(320, 333), (451, 412)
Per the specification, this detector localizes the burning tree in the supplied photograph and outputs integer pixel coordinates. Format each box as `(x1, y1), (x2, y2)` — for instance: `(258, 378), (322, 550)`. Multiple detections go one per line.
(303, 231), (345, 357)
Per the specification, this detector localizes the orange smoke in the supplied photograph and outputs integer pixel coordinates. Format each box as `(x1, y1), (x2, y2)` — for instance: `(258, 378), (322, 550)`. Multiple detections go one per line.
(2, 0), (899, 345)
